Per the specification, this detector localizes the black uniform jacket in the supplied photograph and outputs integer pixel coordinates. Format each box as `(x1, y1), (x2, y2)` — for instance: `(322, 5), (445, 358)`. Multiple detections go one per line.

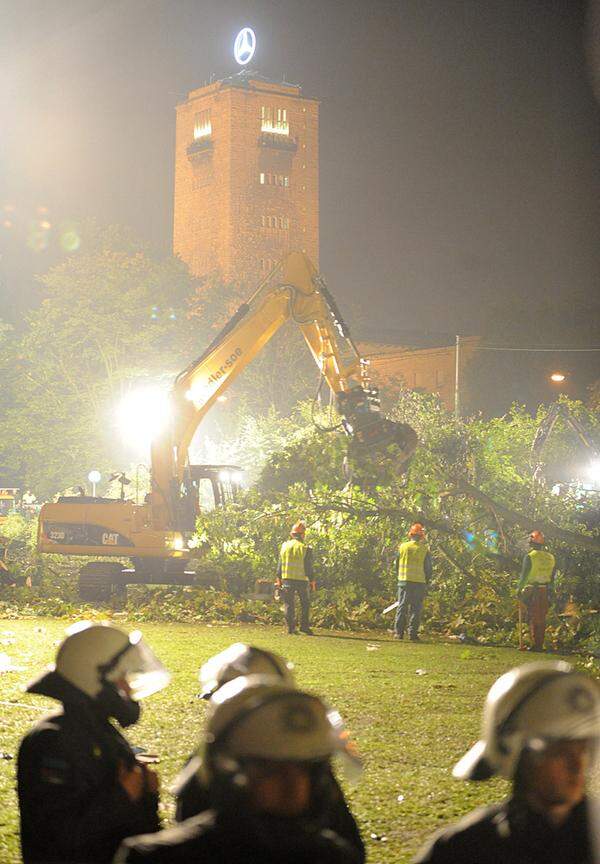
(174, 759), (365, 862)
(113, 808), (361, 864)
(17, 686), (160, 864)
(414, 795), (600, 864)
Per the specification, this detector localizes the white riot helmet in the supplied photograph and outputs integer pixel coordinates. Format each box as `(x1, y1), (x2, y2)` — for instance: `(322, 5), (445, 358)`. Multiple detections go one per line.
(454, 661), (600, 781)
(204, 675), (361, 780)
(198, 643), (295, 699)
(27, 621), (170, 726)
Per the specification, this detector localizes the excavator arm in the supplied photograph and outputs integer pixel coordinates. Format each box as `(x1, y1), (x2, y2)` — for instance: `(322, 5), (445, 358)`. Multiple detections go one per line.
(151, 252), (416, 530)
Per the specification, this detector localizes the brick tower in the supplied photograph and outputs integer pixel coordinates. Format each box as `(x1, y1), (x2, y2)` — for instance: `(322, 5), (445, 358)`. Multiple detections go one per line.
(173, 70), (319, 285)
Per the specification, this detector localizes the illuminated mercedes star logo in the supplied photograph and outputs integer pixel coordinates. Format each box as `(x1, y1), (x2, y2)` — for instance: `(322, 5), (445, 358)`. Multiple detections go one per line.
(234, 27), (256, 66)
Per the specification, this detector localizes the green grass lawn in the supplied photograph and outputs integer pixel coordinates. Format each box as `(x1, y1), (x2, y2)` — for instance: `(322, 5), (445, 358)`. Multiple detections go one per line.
(0, 618), (598, 863)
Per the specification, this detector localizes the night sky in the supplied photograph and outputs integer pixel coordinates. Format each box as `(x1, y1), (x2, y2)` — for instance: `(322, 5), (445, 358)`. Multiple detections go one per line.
(1, 0), (599, 344)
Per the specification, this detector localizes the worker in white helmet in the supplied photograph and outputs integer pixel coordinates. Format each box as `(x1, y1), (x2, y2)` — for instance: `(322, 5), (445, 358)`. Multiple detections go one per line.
(115, 675), (363, 864)
(17, 621), (170, 864)
(172, 643), (364, 861)
(414, 661), (600, 863)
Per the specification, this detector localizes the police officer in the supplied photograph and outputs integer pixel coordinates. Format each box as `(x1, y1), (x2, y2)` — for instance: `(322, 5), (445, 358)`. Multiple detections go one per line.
(173, 643), (296, 821)
(276, 521), (315, 635)
(172, 643), (365, 862)
(518, 530), (556, 651)
(115, 675), (363, 864)
(17, 621), (170, 863)
(394, 523), (432, 642)
(414, 661), (600, 863)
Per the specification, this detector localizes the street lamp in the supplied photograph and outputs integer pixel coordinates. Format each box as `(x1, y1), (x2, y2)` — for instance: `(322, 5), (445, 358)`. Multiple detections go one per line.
(88, 470), (101, 497)
(550, 372), (566, 383)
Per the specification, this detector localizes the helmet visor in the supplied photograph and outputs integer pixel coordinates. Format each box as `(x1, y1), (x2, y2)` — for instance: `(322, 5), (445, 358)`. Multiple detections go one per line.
(199, 643), (256, 699)
(106, 631), (170, 700)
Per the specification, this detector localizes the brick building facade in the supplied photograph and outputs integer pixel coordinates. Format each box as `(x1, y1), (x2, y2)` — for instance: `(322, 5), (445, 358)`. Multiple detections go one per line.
(173, 71), (319, 284)
(359, 337), (478, 410)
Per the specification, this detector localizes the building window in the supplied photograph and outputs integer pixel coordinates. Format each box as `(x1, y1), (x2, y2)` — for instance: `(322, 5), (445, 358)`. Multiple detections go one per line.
(259, 172), (290, 187)
(261, 105), (289, 136)
(193, 110), (211, 140)
(260, 214), (289, 230)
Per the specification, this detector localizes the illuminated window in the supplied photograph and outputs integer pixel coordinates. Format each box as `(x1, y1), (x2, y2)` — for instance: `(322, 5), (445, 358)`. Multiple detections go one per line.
(261, 106), (289, 136)
(193, 110), (212, 140)
(259, 172), (290, 187)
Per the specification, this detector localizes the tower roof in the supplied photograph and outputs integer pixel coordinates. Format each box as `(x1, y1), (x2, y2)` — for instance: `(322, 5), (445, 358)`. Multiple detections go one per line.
(185, 68), (318, 104)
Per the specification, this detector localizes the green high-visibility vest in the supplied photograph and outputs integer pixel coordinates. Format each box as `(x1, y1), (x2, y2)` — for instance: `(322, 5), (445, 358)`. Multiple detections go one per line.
(280, 538), (309, 581)
(525, 549), (555, 586)
(398, 540), (429, 584)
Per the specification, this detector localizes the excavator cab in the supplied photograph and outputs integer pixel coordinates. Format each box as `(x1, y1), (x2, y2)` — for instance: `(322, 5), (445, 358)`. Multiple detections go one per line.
(178, 465), (244, 529)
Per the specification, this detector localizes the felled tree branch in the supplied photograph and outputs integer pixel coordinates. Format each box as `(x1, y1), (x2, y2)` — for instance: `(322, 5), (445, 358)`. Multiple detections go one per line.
(455, 480), (600, 554)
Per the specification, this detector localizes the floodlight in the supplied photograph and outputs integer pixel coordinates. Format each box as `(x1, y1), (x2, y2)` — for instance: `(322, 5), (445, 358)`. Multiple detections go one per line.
(588, 459), (600, 486)
(117, 387), (170, 452)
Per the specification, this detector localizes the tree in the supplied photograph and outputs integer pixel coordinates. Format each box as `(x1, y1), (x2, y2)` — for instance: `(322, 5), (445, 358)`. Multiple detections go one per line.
(197, 392), (600, 649)
(1, 224), (199, 496)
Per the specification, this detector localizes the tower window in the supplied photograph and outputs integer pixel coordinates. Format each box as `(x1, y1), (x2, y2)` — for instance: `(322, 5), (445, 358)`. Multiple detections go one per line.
(259, 172), (290, 188)
(193, 110), (211, 140)
(260, 214), (289, 230)
(261, 106), (289, 136)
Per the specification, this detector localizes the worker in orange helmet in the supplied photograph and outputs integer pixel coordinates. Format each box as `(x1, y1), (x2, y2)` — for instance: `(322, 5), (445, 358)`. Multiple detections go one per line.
(517, 530), (556, 651)
(276, 521), (316, 635)
(393, 523), (432, 642)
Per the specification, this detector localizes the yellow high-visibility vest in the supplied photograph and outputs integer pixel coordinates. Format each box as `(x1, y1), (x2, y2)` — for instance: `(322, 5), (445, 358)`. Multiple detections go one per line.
(397, 540), (429, 584)
(280, 539), (309, 581)
(525, 549), (555, 586)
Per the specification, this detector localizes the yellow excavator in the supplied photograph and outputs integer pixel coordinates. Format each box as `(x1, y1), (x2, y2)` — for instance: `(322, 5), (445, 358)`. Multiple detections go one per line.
(38, 252), (417, 599)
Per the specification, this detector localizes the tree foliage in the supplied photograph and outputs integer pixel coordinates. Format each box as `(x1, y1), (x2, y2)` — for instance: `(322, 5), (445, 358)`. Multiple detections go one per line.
(197, 392), (600, 651)
(0, 225), (198, 496)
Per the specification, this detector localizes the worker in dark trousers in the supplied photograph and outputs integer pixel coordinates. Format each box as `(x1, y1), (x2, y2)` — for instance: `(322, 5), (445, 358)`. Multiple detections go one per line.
(518, 529), (556, 651)
(115, 675), (363, 864)
(17, 621), (170, 863)
(172, 644), (365, 862)
(276, 520), (315, 635)
(414, 660), (600, 864)
(394, 523), (432, 642)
